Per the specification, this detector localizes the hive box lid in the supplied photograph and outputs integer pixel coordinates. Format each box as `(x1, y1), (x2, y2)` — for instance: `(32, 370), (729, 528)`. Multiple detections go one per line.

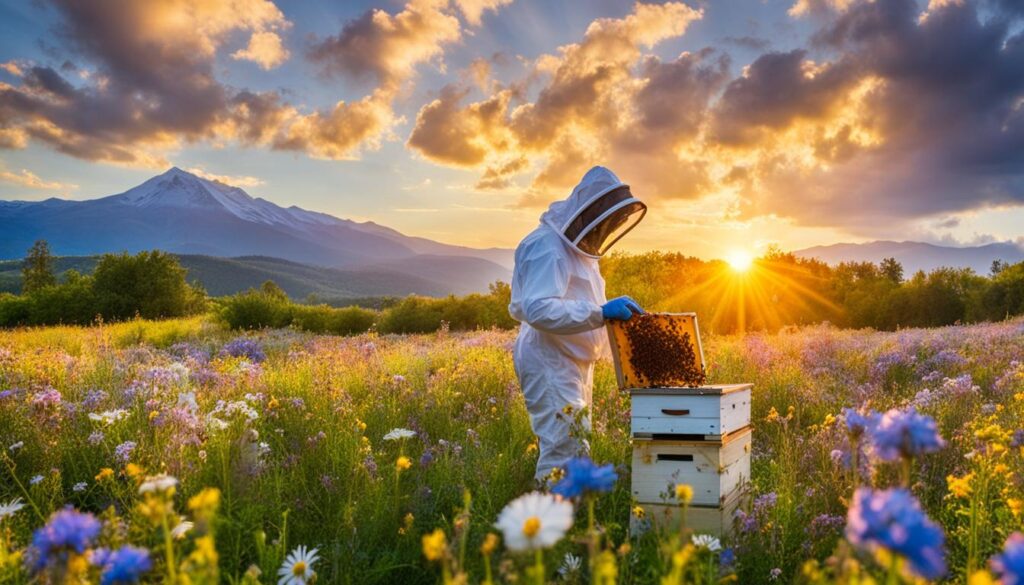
(606, 312), (706, 390)
(629, 383), (752, 396)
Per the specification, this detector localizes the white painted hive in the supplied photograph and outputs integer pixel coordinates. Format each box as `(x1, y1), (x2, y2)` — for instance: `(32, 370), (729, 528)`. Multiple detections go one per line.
(631, 384), (751, 439)
(631, 427), (751, 507)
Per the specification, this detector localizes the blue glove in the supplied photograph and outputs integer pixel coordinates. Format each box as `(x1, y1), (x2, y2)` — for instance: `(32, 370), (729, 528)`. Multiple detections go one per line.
(602, 296), (644, 321)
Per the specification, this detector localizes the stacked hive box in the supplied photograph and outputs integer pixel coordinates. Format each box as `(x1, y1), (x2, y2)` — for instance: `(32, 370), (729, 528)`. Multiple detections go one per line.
(606, 313), (752, 536)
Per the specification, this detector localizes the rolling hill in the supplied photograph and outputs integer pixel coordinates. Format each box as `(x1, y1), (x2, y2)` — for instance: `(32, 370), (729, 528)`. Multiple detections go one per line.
(794, 240), (1024, 275)
(0, 254), (500, 300)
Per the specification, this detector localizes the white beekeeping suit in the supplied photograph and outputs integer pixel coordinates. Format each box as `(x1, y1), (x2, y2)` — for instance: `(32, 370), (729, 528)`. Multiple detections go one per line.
(509, 166), (647, 481)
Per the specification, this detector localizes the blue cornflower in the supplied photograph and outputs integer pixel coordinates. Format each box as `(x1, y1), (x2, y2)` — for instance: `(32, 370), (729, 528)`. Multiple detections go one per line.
(551, 457), (618, 498)
(30, 508), (101, 570)
(719, 547), (736, 568)
(846, 487), (946, 580)
(95, 546), (152, 585)
(869, 407), (945, 461)
(992, 533), (1024, 585)
(842, 408), (879, 439)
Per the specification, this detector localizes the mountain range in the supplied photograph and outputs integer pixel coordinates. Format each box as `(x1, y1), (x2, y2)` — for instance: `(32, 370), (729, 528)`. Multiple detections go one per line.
(0, 167), (513, 296)
(794, 240), (1024, 275)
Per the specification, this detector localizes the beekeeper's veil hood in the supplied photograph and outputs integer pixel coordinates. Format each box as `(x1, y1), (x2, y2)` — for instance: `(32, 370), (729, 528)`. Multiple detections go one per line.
(541, 166), (647, 258)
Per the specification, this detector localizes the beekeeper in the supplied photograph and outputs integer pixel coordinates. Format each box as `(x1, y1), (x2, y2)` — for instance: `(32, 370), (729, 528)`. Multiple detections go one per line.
(509, 166), (647, 482)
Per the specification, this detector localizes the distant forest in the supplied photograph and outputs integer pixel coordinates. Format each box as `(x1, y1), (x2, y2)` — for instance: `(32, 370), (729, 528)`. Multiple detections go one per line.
(2, 241), (1024, 334)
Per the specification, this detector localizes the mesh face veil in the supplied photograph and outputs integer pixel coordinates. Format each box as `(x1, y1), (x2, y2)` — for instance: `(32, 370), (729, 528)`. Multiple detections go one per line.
(562, 185), (647, 256)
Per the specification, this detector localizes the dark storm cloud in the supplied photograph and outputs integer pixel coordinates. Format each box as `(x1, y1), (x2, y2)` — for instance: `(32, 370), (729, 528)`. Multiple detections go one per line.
(710, 49), (861, 146)
(743, 0), (1024, 226)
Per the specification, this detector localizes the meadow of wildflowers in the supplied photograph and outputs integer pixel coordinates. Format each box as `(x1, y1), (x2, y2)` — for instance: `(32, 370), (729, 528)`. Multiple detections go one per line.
(1, 316), (1023, 583)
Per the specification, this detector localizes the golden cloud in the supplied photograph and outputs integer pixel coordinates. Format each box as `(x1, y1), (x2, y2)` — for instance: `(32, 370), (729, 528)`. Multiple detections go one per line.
(232, 31), (290, 70)
(0, 167), (77, 191)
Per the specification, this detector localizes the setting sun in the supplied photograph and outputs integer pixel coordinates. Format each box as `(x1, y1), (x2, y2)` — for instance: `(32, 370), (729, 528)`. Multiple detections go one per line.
(726, 250), (754, 272)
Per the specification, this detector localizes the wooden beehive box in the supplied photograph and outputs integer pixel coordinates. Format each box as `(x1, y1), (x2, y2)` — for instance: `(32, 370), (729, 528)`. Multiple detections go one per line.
(606, 312), (706, 390)
(631, 384), (752, 439)
(630, 427), (751, 507)
(631, 490), (747, 536)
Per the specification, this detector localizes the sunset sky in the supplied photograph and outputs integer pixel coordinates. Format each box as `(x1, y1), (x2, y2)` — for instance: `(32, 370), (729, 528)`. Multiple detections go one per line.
(1, 0), (1023, 258)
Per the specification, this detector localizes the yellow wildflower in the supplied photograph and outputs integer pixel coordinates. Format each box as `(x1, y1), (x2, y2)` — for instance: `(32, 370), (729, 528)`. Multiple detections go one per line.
(95, 468), (114, 482)
(422, 529), (447, 562)
(617, 542), (632, 556)
(148, 410), (159, 421)
(480, 533), (499, 556)
(124, 463), (143, 479)
(546, 467), (565, 484)
(188, 487), (222, 521)
(632, 505), (646, 519)
(267, 396), (279, 409)
(525, 443), (538, 455)
(766, 407), (780, 422)
(356, 419), (367, 433)
(969, 570), (998, 585)
(396, 456), (412, 471)
(994, 463), (1010, 475)
(947, 473), (973, 498)
(1008, 498), (1024, 518)
(675, 484), (694, 505)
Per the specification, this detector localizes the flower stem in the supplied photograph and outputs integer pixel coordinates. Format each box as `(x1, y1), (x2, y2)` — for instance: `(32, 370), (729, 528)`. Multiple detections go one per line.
(534, 548), (545, 585)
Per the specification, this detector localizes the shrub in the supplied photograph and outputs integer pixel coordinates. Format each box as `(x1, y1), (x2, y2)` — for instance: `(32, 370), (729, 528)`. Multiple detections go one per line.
(291, 304), (377, 335)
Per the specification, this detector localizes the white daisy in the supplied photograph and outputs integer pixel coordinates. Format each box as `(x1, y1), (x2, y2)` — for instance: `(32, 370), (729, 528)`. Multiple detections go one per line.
(691, 534), (722, 552)
(558, 552), (583, 577)
(277, 545), (319, 585)
(171, 520), (194, 540)
(383, 428), (416, 441)
(0, 498), (25, 520)
(495, 491), (574, 552)
(138, 473), (179, 494)
(88, 409), (129, 426)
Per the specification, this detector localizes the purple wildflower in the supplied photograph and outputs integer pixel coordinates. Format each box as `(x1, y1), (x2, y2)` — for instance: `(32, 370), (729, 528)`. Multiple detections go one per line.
(992, 533), (1024, 585)
(869, 407), (945, 461)
(363, 454), (378, 480)
(842, 408), (879, 439)
(114, 441), (137, 464)
(1011, 430), (1024, 449)
(220, 338), (266, 363)
(846, 487), (946, 580)
(29, 508), (101, 570)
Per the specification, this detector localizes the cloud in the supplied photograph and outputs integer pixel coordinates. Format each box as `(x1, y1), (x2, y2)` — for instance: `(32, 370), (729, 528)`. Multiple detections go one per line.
(184, 167), (265, 187)
(0, 167), (77, 191)
(0, 0), (513, 166)
(307, 0), (462, 89)
(0, 0), (290, 167)
(452, 0), (514, 26)
(407, 86), (515, 166)
(0, 61), (23, 76)
(231, 31), (289, 70)
(406, 2), (709, 202)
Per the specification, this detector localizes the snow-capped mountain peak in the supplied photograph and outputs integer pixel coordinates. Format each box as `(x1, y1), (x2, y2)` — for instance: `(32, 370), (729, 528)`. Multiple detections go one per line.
(111, 167), (342, 230)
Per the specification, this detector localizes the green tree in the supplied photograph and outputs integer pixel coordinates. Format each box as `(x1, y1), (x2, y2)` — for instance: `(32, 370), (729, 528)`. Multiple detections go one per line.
(880, 257), (904, 283)
(91, 250), (203, 320)
(21, 240), (56, 294)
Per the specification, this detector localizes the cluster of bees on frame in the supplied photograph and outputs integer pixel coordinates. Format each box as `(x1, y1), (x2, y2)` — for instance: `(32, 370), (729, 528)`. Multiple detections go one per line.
(621, 314), (707, 388)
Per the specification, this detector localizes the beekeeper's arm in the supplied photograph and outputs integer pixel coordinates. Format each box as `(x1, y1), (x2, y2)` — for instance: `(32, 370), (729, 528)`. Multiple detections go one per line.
(510, 249), (605, 335)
